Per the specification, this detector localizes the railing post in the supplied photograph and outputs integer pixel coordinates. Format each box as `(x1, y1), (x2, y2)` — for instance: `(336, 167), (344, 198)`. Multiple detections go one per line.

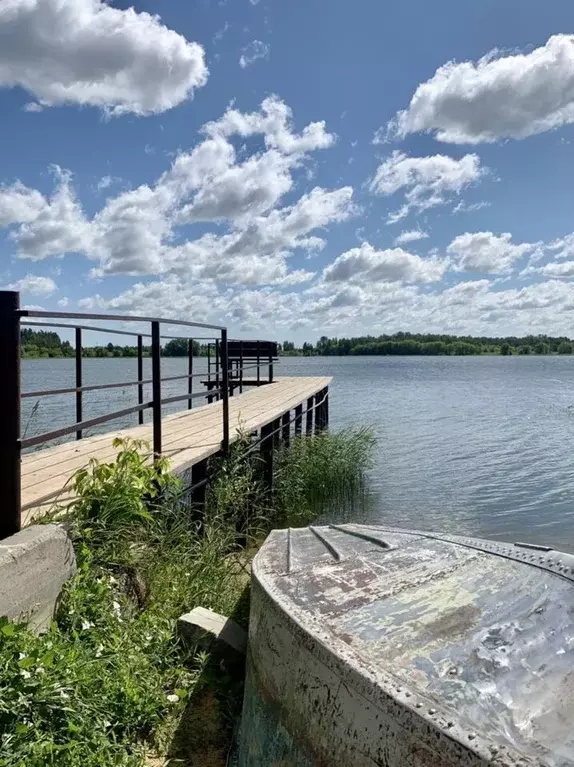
(75, 327), (83, 440)
(0, 291), (21, 538)
(215, 339), (221, 401)
(268, 351), (274, 383)
(207, 342), (213, 404)
(306, 395), (314, 436)
(188, 338), (193, 410)
(221, 329), (230, 454)
(239, 340), (244, 394)
(256, 340), (261, 386)
(151, 321), (162, 458)
(137, 335), (144, 425)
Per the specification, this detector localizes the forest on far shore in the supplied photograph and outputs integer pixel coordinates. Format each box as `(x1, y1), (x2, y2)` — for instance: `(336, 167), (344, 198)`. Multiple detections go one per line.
(281, 332), (574, 357)
(20, 328), (574, 358)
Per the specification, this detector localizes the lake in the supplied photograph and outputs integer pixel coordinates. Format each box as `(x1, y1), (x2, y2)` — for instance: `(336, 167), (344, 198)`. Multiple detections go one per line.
(21, 355), (574, 552)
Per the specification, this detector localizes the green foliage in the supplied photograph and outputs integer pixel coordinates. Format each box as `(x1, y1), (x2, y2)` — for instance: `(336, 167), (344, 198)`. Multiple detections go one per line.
(274, 427), (376, 525)
(0, 429), (375, 764)
(163, 338), (201, 357)
(71, 438), (181, 533)
(279, 332), (574, 356)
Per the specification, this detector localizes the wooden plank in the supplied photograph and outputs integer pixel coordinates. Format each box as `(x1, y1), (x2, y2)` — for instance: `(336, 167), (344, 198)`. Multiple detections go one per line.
(21, 376), (331, 522)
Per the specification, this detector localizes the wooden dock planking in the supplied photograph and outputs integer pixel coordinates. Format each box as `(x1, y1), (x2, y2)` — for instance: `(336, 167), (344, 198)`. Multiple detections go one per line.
(21, 376), (331, 525)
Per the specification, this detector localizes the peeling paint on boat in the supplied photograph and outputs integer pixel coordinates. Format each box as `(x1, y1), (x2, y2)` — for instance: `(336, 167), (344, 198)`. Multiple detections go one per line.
(235, 524), (574, 766)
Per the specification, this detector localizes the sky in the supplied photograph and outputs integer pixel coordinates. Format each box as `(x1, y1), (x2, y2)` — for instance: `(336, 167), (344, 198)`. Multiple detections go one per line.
(3, 0), (574, 344)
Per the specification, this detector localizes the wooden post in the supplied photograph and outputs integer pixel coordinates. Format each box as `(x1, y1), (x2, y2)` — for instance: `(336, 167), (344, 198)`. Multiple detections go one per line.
(75, 327), (82, 440)
(282, 411), (290, 446)
(306, 395), (314, 436)
(260, 422), (274, 492)
(0, 291), (21, 538)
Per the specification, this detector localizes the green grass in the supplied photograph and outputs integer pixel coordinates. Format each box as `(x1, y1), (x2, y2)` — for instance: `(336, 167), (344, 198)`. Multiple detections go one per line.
(0, 429), (375, 766)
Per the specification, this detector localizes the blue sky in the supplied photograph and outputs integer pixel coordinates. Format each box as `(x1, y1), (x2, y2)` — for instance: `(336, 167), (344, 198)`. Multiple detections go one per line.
(2, 0), (574, 343)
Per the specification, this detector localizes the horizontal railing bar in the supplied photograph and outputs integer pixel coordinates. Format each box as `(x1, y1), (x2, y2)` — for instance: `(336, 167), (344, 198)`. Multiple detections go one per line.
(20, 402), (152, 449)
(22, 320), (148, 339)
(20, 309), (225, 331)
(22, 371), (219, 399)
(160, 390), (221, 407)
(22, 320), (219, 342)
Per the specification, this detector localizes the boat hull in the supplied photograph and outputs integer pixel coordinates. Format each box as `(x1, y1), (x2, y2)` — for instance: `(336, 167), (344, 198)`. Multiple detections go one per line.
(236, 524), (574, 766)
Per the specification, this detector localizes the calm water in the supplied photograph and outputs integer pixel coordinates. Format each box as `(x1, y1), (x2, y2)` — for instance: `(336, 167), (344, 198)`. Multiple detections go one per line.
(21, 355), (574, 552)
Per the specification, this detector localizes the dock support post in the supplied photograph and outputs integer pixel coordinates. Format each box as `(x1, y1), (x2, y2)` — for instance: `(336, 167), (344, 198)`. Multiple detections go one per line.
(137, 335), (144, 425)
(191, 459), (207, 507)
(273, 418), (281, 448)
(282, 411), (290, 446)
(151, 320), (162, 458)
(306, 396), (314, 436)
(0, 291), (21, 539)
(324, 386), (329, 427)
(294, 404), (303, 437)
(260, 422), (274, 492)
(316, 387), (328, 432)
(75, 328), (82, 440)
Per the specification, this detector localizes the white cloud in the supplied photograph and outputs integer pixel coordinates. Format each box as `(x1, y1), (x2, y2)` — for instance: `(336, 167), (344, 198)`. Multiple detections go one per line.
(7, 274), (57, 295)
(57, 297), (69, 308)
(452, 200), (491, 214)
(323, 242), (447, 284)
(240, 40), (270, 69)
(526, 261), (574, 279)
(204, 96), (335, 155)
(394, 230), (429, 246)
(370, 151), (486, 222)
(0, 0), (207, 116)
(23, 102), (42, 113)
(386, 34), (574, 144)
(0, 99), (352, 287)
(448, 231), (538, 274)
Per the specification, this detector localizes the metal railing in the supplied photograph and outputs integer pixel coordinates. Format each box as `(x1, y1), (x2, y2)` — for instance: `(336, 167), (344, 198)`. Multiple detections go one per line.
(0, 290), (277, 539)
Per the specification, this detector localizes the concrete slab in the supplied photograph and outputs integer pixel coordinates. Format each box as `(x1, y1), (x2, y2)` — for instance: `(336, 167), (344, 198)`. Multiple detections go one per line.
(178, 606), (247, 656)
(0, 524), (76, 632)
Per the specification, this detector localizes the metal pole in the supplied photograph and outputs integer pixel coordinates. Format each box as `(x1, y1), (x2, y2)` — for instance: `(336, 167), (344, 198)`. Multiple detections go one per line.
(324, 386), (329, 428)
(306, 395), (314, 436)
(215, 339), (220, 401)
(221, 329), (230, 454)
(188, 339), (193, 410)
(256, 340), (261, 386)
(239, 340), (244, 394)
(75, 327), (82, 440)
(151, 321), (162, 458)
(137, 335), (144, 425)
(260, 422), (274, 493)
(0, 291), (21, 538)
(207, 343), (212, 404)
(295, 404), (303, 436)
(282, 411), (290, 446)
(268, 352), (274, 383)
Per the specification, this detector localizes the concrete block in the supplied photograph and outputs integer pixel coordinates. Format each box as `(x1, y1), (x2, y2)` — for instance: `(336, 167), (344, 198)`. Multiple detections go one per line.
(0, 525), (76, 632)
(177, 606), (247, 656)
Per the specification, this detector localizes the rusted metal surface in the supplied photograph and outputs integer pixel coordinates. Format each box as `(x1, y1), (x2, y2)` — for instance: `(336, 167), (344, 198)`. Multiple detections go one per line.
(236, 524), (574, 766)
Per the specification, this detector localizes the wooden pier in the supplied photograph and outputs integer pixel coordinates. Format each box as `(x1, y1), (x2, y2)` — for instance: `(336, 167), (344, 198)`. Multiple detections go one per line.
(0, 291), (332, 537)
(20, 376), (331, 526)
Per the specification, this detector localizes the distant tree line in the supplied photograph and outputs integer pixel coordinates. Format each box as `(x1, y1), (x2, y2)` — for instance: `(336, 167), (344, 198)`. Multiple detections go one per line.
(280, 333), (574, 357)
(21, 329), (203, 359)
